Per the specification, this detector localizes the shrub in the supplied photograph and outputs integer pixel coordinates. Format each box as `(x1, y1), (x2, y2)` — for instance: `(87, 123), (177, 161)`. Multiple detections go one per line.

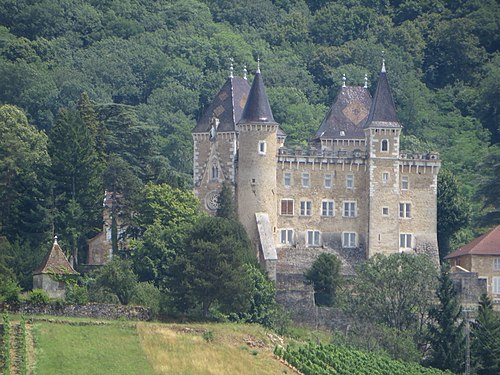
(65, 284), (89, 304)
(27, 289), (50, 305)
(130, 282), (161, 317)
(0, 277), (21, 303)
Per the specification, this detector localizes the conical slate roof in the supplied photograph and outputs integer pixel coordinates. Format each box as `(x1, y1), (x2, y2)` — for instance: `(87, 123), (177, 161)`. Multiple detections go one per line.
(363, 63), (401, 129)
(239, 70), (277, 124)
(192, 76), (250, 133)
(315, 86), (372, 140)
(33, 237), (78, 275)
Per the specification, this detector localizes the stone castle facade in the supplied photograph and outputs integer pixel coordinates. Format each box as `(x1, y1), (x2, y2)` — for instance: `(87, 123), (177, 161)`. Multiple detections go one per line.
(192, 62), (441, 290)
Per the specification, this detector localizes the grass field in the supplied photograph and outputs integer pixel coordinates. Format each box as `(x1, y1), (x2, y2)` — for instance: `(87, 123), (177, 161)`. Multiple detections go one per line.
(33, 318), (299, 375)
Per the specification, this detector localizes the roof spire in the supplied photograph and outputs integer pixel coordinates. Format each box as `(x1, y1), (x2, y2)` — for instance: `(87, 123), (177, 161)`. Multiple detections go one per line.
(342, 73), (346, 88)
(243, 65), (247, 80)
(229, 58), (234, 78)
(239, 65), (276, 124)
(381, 50), (386, 73)
(256, 56), (261, 73)
(54, 235), (58, 244)
(364, 73), (368, 88)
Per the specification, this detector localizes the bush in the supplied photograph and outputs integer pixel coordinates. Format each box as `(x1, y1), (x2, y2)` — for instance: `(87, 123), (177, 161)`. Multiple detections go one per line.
(0, 277), (21, 303)
(130, 282), (161, 317)
(65, 284), (89, 304)
(27, 289), (50, 305)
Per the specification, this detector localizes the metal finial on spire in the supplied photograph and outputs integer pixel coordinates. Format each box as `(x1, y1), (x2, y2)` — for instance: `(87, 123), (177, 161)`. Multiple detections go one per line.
(243, 65), (247, 80)
(54, 235), (58, 244)
(381, 50), (386, 73)
(256, 56), (261, 73)
(229, 58), (234, 78)
(342, 73), (346, 88)
(364, 73), (368, 88)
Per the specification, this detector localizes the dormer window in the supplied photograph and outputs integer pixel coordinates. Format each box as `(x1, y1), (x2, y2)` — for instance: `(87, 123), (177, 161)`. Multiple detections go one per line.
(340, 131), (345, 136)
(381, 139), (389, 152)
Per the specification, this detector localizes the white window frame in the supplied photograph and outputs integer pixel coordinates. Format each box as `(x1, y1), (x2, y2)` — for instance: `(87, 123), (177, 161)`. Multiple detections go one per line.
(346, 174), (354, 189)
(279, 229), (294, 245)
(307, 230), (321, 247)
(258, 140), (266, 155)
(381, 139), (389, 152)
(382, 172), (389, 183)
(321, 200), (335, 217)
(401, 176), (409, 190)
(280, 199), (294, 216)
(343, 201), (357, 217)
(342, 232), (357, 248)
(494, 258), (500, 271)
(493, 277), (500, 294)
(302, 172), (310, 188)
(324, 174), (333, 189)
(283, 172), (291, 188)
(382, 207), (389, 216)
(399, 202), (411, 218)
(400, 233), (413, 250)
(300, 200), (312, 216)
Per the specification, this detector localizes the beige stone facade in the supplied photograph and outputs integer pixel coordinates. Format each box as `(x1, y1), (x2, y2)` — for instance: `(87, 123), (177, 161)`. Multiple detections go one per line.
(193, 67), (441, 281)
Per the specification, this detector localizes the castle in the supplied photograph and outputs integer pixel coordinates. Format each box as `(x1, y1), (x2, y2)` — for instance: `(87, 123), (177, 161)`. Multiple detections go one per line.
(192, 61), (441, 293)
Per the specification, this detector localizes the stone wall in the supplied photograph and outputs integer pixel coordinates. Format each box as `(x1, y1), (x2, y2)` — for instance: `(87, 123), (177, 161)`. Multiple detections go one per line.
(3, 302), (151, 321)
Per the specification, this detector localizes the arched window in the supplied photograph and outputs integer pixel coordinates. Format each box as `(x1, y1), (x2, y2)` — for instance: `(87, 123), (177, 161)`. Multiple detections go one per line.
(211, 165), (218, 181)
(381, 139), (389, 152)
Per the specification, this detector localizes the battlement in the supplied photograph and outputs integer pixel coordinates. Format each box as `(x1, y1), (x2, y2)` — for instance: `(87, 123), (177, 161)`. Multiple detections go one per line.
(277, 148), (367, 165)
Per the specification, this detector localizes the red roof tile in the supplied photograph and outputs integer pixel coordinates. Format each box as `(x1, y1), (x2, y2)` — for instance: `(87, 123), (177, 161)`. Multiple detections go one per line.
(445, 225), (500, 258)
(34, 238), (78, 275)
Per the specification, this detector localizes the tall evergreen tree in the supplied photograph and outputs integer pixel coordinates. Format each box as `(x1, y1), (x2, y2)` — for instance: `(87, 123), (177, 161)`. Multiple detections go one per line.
(426, 266), (466, 373)
(471, 294), (500, 375)
(216, 182), (237, 221)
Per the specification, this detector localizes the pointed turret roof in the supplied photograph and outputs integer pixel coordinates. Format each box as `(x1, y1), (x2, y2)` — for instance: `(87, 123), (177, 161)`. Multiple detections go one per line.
(33, 237), (78, 275)
(363, 61), (401, 129)
(192, 76), (250, 133)
(315, 85), (372, 140)
(239, 69), (277, 124)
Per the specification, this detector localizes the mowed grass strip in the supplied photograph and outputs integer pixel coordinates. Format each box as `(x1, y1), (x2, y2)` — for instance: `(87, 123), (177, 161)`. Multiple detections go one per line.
(137, 322), (292, 375)
(36, 321), (154, 375)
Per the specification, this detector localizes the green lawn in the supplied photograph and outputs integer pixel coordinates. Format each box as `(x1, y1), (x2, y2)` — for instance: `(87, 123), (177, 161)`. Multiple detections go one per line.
(35, 322), (154, 375)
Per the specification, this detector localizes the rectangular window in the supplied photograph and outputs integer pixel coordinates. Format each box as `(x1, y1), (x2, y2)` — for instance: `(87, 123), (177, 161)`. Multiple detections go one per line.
(321, 200), (335, 216)
(300, 200), (312, 216)
(381, 139), (389, 152)
(283, 172), (291, 188)
(307, 230), (320, 246)
(493, 277), (500, 294)
(302, 173), (310, 188)
(346, 174), (354, 189)
(342, 232), (356, 248)
(494, 258), (500, 271)
(324, 174), (332, 188)
(382, 207), (389, 216)
(400, 233), (412, 249)
(280, 229), (294, 245)
(258, 140), (266, 155)
(399, 203), (411, 218)
(280, 199), (294, 215)
(402, 176), (409, 190)
(382, 172), (389, 183)
(343, 201), (357, 217)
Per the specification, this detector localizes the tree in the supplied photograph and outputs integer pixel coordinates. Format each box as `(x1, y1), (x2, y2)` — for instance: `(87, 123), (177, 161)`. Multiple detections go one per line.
(170, 216), (255, 317)
(426, 266), (465, 373)
(93, 258), (138, 305)
(471, 294), (500, 375)
(304, 253), (342, 306)
(352, 253), (438, 335)
(477, 145), (500, 225)
(216, 182), (237, 220)
(437, 169), (470, 260)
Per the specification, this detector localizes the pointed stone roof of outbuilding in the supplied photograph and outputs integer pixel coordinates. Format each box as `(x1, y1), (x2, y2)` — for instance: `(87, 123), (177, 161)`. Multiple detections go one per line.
(445, 225), (500, 258)
(239, 68), (277, 125)
(192, 76), (250, 133)
(315, 85), (372, 140)
(363, 61), (401, 129)
(33, 237), (78, 275)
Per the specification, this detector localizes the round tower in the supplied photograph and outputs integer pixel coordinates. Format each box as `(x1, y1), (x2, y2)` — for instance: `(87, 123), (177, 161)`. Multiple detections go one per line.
(236, 66), (279, 263)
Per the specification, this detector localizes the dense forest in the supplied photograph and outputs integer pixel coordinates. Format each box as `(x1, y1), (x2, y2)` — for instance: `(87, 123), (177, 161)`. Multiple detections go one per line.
(0, 0), (499, 289)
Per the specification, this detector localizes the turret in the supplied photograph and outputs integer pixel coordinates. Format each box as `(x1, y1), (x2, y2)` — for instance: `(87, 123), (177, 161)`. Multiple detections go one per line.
(236, 64), (279, 274)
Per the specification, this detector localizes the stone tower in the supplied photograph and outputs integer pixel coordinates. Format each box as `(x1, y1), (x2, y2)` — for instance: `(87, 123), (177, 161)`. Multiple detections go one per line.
(236, 66), (280, 274)
(192, 70), (250, 212)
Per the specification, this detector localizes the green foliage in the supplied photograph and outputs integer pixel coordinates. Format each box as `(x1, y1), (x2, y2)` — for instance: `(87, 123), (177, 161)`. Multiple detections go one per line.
(471, 294), (500, 375)
(92, 258), (138, 305)
(202, 330), (214, 343)
(352, 253), (438, 333)
(65, 283), (89, 305)
(216, 182), (237, 221)
(0, 276), (21, 304)
(2, 314), (11, 373)
(28, 289), (50, 305)
(130, 282), (162, 318)
(426, 266), (465, 373)
(275, 342), (453, 375)
(304, 253), (342, 307)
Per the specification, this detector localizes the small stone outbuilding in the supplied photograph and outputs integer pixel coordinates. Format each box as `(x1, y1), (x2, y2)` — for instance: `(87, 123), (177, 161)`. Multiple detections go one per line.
(33, 236), (78, 299)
